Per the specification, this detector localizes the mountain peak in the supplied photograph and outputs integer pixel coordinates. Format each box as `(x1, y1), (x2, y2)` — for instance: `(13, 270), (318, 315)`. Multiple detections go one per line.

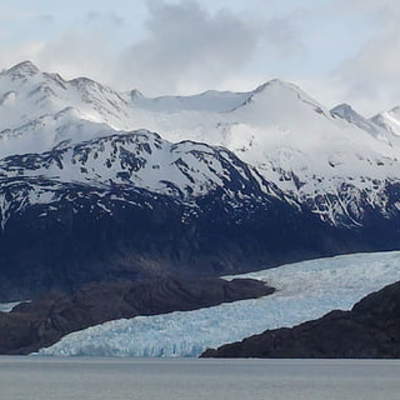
(252, 79), (320, 105)
(388, 105), (400, 115)
(332, 103), (386, 138)
(237, 78), (325, 116)
(130, 89), (144, 99)
(69, 76), (98, 87)
(331, 103), (358, 119)
(253, 79), (293, 94)
(5, 61), (40, 77)
(332, 103), (353, 112)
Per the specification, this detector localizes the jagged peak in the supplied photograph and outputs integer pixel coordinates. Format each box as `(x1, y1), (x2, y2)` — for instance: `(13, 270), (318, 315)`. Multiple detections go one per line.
(5, 61), (40, 77)
(387, 105), (400, 115)
(253, 78), (301, 94)
(331, 103), (354, 113)
(250, 79), (322, 107)
(225, 78), (324, 114)
(68, 76), (99, 87)
(331, 103), (361, 119)
(369, 108), (400, 137)
(370, 110), (395, 125)
(130, 89), (144, 99)
(68, 76), (121, 98)
(329, 104), (388, 139)
(370, 105), (400, 122)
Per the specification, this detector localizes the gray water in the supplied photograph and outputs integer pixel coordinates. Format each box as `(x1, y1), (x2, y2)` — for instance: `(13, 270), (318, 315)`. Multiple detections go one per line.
(1, 357), (399, 400)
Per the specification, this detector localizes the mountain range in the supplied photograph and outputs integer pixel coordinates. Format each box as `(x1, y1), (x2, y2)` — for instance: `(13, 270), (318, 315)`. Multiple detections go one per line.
(1, 61), (400, 300)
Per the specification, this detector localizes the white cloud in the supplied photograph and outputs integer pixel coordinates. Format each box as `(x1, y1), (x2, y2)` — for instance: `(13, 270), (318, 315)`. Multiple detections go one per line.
(2, 0), (400, 116)
(116, 0), (264, 94)
(326, 0), (400, 115)
(0, 0), (304, 96)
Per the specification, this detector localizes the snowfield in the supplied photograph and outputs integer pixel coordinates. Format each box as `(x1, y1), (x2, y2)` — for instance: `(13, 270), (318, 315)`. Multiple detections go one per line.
(38, 251), (400, 357)
(0, 301), (26, 313)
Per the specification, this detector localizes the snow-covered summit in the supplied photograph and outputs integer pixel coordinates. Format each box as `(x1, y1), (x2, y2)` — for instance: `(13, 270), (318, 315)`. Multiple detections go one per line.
(233, 78), (327, 115)
(4, 60), (40, 78)
(0, 61), (131, 136)
(2, 61), (400, 226)
(0, 129), (280, 200)
(371, 107), (400, 139)
(331, 103), (382, 135)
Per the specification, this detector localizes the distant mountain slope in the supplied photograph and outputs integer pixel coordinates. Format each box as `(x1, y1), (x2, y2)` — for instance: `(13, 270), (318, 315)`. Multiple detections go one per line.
(0, 130), (356, 300)
(0, 129), (282, 201)
(371, 106), (400, 139)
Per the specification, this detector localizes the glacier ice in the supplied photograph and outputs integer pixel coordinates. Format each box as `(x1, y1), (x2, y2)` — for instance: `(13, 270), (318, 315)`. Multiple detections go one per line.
(39, 251), (400, 358)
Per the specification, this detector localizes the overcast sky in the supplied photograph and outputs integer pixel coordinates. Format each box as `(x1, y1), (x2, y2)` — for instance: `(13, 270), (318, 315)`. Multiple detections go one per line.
(0, 0), (399, 115)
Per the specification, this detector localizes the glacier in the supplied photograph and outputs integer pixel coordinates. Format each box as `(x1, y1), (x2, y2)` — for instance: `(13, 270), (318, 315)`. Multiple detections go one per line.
(39, 251), (400, 358)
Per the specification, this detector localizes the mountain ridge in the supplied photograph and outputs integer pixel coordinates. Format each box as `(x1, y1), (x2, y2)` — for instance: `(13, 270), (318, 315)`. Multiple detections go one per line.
(1, 61), (400, 299)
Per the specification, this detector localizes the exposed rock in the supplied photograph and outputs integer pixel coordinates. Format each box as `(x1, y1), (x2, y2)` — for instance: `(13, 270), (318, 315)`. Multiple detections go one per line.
(201, 280), (400, 359)
(0, 277), (274, 355)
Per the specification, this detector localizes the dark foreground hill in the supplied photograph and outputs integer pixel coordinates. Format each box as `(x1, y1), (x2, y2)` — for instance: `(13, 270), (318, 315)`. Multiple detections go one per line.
(202, 280), (400, 359)
(0, 276), (273, 355)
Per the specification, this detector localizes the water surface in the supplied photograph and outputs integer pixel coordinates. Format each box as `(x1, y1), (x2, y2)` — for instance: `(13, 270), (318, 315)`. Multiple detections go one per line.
(1, 357), (399, 400)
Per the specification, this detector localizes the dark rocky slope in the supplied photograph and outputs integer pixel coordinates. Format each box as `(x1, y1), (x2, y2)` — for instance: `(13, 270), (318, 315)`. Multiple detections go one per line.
(202, 280), (400, 359)
(0, 276), (273, 355)
(2, 131), (400, 301)
(2, 175), (400, 301)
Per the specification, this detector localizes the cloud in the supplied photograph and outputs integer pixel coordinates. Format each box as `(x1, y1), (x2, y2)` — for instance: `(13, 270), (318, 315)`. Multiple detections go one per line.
(35, 14), (55, 25)
(85, 11), (125, 27)
(0, 0), (304, 96)
(327, 0), (400, 115)
(117, 0), (265, 94)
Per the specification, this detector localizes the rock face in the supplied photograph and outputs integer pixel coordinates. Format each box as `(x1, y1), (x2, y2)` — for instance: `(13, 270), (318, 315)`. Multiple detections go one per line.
(0, 277), (274, 355)
(201, 281), (400, 359)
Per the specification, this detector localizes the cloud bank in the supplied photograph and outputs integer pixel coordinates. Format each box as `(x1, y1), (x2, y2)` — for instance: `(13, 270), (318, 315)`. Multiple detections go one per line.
(1, 0), (400, 114)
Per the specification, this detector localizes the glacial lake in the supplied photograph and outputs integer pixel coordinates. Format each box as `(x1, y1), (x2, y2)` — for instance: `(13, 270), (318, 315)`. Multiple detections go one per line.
(1, 357), (399, 400)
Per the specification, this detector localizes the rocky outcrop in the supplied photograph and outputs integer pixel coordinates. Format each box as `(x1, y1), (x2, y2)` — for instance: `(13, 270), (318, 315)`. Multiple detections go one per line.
(0, 277), (274, 355)
(201, 281), (400, 359)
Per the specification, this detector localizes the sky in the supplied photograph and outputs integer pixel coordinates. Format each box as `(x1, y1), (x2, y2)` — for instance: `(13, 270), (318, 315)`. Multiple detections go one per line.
(0, 0), (399, 115)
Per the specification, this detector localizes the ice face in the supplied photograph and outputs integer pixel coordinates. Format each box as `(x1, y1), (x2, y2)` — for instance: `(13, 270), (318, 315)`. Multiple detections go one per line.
(39, 251), (400, 357)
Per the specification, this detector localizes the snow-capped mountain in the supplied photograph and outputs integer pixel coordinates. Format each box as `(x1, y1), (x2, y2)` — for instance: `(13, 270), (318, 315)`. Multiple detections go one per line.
(2, 61), (400, 227)
(371, 107), (400, 136)
(0, 128), (339, 300)
(1, 61), (400, 299)
(331, 103), (387, 140)
(0, 130), (281, 200)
